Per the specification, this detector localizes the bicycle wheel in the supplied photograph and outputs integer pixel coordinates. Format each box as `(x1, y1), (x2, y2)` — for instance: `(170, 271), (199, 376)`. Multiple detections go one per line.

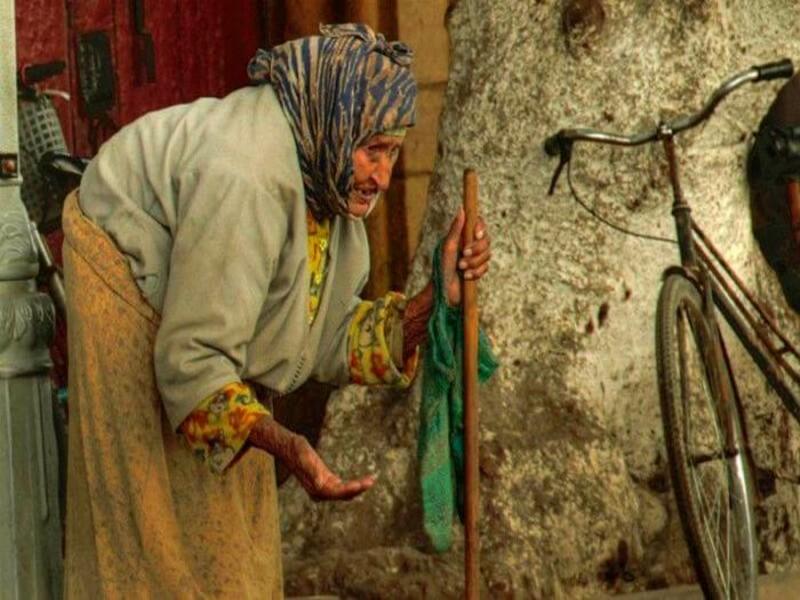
(656, 274), (758, 600)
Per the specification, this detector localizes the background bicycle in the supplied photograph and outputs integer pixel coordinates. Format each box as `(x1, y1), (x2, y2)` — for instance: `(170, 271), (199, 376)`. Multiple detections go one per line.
(545, 60), (800, 599)
(18, 60), (83, 380)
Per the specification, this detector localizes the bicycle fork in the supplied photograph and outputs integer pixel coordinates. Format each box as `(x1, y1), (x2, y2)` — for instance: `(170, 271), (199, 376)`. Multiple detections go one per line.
(662, 129), (743, 460)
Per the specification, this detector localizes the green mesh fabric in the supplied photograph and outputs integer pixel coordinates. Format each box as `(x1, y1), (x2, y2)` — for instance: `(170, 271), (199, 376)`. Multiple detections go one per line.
(418, 238), (499, 552)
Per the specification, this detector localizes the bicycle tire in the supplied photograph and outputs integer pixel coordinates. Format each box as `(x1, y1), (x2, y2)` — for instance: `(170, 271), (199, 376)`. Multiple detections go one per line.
(656, 274), (758, 600)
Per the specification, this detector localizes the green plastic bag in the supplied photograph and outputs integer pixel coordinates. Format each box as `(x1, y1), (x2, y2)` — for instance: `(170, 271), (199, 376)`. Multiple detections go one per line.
(418, 238), (499, 552)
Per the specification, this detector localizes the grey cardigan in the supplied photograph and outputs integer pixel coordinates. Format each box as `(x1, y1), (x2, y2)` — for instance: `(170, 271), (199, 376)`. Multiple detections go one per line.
(79, 85), (370, 429)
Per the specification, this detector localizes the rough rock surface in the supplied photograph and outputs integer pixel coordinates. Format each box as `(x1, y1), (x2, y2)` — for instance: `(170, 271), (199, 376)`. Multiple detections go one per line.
(281, 2), (800, 597)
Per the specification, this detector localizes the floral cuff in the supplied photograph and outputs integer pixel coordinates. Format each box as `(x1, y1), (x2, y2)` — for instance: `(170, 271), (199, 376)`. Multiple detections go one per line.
(347, 291), (420, 388)
(179, 381), (270, 474)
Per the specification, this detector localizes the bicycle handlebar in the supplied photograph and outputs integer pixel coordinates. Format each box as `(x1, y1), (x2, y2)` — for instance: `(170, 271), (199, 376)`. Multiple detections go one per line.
(755, 58), (795, 81)
(544, 59), (794, 193)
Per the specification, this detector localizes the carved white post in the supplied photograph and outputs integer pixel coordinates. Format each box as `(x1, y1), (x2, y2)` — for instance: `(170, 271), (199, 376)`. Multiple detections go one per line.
(0, 0), (63, 597)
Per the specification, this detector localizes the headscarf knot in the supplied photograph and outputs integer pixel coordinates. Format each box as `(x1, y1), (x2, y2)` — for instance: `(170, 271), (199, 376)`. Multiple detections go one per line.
(319, 23), (414, 67)
(246, 48), (273, 83)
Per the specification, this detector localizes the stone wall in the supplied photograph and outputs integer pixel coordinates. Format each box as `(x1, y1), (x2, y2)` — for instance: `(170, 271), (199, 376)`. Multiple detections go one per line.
(281, 1), (800, 598)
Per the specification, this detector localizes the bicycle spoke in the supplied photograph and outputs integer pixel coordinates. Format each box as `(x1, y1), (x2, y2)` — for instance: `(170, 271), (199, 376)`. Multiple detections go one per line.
(691, 460), (729, 595)
(726, 494), (734, 598)
(693, 465), (728, 594)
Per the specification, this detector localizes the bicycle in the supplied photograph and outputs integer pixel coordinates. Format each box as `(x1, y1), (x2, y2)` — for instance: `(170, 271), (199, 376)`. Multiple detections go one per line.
(544, 59), (799, 600)
(18, 60), (88, 322)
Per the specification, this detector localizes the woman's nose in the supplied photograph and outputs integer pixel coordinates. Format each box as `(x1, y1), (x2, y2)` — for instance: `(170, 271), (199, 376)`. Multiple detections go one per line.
(373, 155), (394, 190)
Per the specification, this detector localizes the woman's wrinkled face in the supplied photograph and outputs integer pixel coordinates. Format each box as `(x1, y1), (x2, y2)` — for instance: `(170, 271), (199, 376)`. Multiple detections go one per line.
(348, 134), (404, 218)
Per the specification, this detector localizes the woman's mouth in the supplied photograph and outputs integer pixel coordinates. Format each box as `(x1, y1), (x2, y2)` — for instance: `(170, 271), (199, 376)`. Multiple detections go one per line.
(353, 187), (379, 204)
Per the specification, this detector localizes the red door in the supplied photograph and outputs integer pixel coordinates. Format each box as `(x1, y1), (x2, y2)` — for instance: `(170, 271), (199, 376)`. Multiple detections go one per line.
(16, 0), (266, 155)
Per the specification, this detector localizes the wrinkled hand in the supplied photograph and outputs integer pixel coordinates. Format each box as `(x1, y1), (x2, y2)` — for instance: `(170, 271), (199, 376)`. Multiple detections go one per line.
(442, 207), (491, 306)
(286, 435), (375, 502)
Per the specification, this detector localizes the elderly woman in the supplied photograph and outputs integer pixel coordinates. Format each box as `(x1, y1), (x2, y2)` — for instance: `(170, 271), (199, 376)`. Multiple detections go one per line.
(62, 24), (490, 598)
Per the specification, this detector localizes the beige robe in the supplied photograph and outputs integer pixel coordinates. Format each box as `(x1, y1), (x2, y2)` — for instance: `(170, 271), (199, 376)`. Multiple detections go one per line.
(62, 193), (282, 598)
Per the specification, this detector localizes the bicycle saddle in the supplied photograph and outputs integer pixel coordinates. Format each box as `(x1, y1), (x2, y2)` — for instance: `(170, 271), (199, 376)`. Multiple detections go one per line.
(749, 125), (800, 184)
(749, 72), (800, 185)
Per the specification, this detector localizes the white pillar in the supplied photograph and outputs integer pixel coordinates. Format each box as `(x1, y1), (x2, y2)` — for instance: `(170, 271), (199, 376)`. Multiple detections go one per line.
(0, 0), (63, 597)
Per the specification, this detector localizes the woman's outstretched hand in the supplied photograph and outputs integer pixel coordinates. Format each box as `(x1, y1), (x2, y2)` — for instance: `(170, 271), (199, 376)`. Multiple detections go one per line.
(442, 207), (491, 306)
(286, 435), (376, 501)
(249, 416), (375, 501)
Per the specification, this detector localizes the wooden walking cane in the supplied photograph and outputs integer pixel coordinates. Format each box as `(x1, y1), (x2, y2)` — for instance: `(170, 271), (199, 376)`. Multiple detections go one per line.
(462, 169), (480, 600)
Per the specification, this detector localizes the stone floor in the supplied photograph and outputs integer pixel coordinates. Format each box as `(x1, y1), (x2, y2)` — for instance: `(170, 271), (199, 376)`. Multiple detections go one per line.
(613, 570), (800, 599)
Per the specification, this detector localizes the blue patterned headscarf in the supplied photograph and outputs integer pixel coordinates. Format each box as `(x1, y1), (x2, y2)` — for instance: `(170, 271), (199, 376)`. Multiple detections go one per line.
(248, 23), (418, 220)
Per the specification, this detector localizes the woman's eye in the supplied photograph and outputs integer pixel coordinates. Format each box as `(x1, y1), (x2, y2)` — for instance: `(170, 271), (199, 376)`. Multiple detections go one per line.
(362, 143), (400, 163)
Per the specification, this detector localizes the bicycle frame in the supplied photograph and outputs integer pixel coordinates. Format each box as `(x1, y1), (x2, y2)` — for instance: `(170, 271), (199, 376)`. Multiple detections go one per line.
(675, 134), (800, 427)
(659, 126), (800, 458)
(702, 229), (800, 422)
